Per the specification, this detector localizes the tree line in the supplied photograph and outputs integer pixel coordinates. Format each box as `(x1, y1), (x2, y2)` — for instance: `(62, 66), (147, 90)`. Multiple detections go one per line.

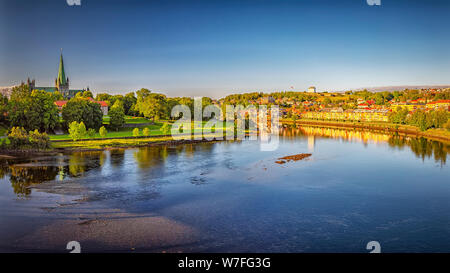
(389, 107), (449, 131)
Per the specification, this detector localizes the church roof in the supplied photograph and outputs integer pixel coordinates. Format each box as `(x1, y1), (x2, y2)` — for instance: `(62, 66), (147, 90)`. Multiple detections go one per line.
(35, 87), (57, 92)
(57, 53), (67, 85)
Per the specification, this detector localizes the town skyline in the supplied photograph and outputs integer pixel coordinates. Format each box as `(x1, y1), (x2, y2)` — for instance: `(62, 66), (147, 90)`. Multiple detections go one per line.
(1, 0), (449, 98)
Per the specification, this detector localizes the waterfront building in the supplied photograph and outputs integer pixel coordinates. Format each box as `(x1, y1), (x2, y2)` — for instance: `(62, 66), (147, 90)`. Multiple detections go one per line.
(426, 100), (450, 110)
(302, 109), (389, 122)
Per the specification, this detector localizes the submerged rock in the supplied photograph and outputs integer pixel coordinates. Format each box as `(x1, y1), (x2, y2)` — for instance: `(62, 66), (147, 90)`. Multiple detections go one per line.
(275, 153), (312, 164)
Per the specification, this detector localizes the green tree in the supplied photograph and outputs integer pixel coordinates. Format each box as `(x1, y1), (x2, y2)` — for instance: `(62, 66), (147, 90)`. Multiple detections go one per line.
(123, 92), (137, 116)
(62, 98), (103, 130)
(9, 83), (31, 101)
(99, 126), (107, 138)
(160, 123), (171, 135)
(432, 109), (448, 128)
(132, 127), (140, 137)
(82, 90), (93, 98)
(68, 121), (87, 141)
(135, 92), (168, 121)
(375, 93), (385, 105)
(0, 94), (8, 125)
(409, 110), (428, 131)
(108, 95), (124, 110)
(8, 89), (59, 132)
(75, 90), (94, 99)
(109, 100), (125, 131)
(51, 91), (64, 101)
(143, 127), (150, 136)
(388, 107), (409, 124)
(87, 128), (96, 138)
(95, 93), (111, 102)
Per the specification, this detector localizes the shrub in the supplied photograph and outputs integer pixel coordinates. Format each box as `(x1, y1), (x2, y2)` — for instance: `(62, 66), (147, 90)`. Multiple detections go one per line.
(143, 127), (150, 137)
(6, 127), (50, 150)
(8, 127), (29, 148)
(160, 123), (171, 135)
(87, 128), (96, 138)
(132, 128), (140, 137)
(99, 126), (107, 138)
(29, 129), (51, 150)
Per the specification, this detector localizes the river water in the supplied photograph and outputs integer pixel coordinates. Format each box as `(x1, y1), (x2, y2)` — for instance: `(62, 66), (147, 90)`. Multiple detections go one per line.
(0, 126), (449, 252)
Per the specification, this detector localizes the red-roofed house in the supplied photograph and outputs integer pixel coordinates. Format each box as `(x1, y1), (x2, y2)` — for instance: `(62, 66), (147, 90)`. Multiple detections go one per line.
(357, 103), (369, 109)
(426, 99), (450, 110)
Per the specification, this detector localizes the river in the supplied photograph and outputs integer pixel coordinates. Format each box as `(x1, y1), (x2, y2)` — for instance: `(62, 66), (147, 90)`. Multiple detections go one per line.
(0, 126), (449, 252)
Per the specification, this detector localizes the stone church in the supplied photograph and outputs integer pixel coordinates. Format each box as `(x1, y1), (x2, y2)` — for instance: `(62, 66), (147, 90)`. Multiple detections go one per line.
(28, 52), (87, 99)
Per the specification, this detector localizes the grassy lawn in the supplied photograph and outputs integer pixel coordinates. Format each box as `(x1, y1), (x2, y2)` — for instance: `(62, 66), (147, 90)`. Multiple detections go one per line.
(50, 121), (165, 140)
(49, 120), (235, 141)
(51, 132), (225, 149)
(52, 136), (176, 149)
(102, 115), (152, 125)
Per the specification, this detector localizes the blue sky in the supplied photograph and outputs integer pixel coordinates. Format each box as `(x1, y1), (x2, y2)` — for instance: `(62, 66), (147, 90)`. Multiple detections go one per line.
(0, 0), (449, 98)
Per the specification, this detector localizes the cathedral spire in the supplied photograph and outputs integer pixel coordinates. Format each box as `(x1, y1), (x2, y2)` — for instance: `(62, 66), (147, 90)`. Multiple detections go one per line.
(57, 50), (67, 86)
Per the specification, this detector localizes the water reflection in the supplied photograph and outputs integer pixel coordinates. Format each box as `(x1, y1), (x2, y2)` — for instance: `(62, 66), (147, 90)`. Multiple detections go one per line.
(10, 165), (58, 197)
(110, 149), (125, 168)
(133, 147), (168, 170)
(68, 151), (106, 177)
(281, 126), (449, 165)
(0, 127), (448, 198)
(388, 136), (448, 165)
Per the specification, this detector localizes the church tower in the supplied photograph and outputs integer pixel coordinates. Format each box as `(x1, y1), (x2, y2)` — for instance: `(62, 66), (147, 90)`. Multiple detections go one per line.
(55, 51), (69, 97)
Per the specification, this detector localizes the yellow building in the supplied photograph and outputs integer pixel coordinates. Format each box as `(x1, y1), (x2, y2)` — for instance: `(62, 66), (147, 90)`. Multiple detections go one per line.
(426, 100), (450, 110)
(302, 110), (389, 122)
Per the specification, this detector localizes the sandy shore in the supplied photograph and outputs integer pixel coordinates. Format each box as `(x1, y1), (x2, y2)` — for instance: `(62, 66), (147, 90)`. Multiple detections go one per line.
(13, 210), (200, 253)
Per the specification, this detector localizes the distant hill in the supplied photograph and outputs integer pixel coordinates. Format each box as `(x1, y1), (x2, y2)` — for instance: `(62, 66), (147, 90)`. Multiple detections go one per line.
(341, 85), (450, 92)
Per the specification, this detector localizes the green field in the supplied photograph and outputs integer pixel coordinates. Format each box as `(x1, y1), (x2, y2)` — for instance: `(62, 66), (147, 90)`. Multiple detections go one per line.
(102, 115), (153, 125)
(50, 121), (165, 140)
(52, 135), (175, 149)
(49, 120), (235, 141)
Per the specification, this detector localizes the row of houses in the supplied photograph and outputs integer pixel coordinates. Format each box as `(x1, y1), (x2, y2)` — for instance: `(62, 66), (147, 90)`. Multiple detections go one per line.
(301, 109), (389, 122)
(390, 99), (450, 111)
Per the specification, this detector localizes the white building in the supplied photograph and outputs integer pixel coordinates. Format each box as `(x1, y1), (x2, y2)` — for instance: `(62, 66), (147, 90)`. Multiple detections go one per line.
(0, 86), (17, 98)
(308, 86), (316, 93)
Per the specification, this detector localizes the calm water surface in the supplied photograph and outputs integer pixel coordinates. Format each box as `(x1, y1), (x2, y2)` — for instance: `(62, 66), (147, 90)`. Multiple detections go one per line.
(0, 126), (449, 252)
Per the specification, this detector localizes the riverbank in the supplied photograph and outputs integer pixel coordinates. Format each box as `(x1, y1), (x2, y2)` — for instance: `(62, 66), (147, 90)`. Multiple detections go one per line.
(282, 119), (450, 143)
(0, 135), (225, 155)
(52, 136), (223, 152)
